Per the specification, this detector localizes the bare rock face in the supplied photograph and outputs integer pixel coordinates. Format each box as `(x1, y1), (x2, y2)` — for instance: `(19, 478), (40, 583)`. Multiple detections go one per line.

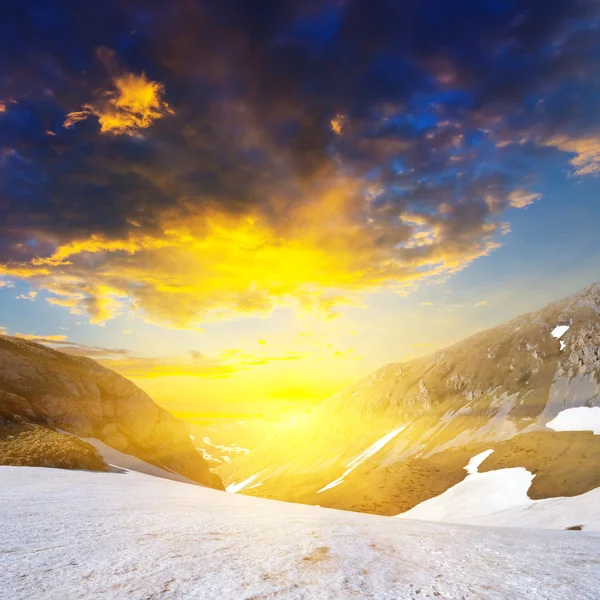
(0, 336), (224, 490)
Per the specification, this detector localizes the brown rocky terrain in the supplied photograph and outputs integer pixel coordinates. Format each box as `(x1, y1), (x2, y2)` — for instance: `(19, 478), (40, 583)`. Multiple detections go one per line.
(0, 415), (107, 471)
(0, 336), (223, 489)
(219, 282), (600, 514)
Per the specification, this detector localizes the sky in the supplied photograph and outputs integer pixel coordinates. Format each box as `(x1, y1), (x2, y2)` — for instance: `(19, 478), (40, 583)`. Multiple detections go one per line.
(1, 0), (599, 421)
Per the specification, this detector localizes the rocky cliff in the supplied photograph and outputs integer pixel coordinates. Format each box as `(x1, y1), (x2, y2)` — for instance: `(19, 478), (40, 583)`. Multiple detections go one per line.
(0, 335), (224, 490)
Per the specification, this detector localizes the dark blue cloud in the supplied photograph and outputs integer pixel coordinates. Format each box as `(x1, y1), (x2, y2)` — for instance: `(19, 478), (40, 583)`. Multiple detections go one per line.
(0, 0), (599, 263)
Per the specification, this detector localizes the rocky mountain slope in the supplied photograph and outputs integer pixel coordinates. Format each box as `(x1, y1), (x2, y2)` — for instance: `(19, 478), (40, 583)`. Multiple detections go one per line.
(218, 282), (600, 513)
(0, 335), (223, 490)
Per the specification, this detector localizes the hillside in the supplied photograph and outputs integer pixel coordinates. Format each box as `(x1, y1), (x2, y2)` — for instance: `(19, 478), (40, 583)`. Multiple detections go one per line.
(0, 335), (223, 490)
(2, 466), (600, 600)
(218, 283), (600, 514)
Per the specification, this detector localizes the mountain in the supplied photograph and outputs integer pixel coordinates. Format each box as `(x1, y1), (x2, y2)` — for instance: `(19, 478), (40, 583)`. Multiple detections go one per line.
(218, 282), (600, 514)
(0, 335), (223, 490)
(2, 466), (599, 600)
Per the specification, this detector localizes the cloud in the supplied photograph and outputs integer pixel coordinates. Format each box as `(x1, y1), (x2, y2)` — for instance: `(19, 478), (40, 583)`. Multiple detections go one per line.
(15, 291), (37, 302)
(15, 333), (68, 342)
(99, 346), (305, 379)
(0, 280), (14, 288)
(9, 332), (307, 379)
(330, 114), (345, 135)
(1, 0), (599, 328)
(420, 301), (435, 307)
(473, 300), (487, 307)
(543, 135), (600, 177)
(1, 192), (507, 326)
(509, 190), (542, 209)
(64, 48), (173, 135)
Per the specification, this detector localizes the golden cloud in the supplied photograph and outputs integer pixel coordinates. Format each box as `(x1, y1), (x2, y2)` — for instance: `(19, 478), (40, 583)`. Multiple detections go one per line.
(508, 189), (542, 209)
(15, 291), (37, 302)
(0, 177), (506, 327)
(330, 114), (345, 135)
(64, 49), (172, 135)
(544, 135), (600, 177)
(15, 333), (68, 342)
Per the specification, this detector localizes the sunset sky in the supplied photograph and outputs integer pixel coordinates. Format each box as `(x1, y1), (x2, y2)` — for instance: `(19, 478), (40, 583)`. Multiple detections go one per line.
(1, 0), (599, 420)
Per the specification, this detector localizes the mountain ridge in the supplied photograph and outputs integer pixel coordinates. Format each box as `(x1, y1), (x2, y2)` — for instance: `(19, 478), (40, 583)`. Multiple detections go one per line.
(0, 334), (224, 490)
(218, 282), (600, 514)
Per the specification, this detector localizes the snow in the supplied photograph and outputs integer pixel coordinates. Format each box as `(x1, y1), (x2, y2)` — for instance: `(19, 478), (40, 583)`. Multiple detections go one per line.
(317, 426), (405, 493)
(54, 430), (203, 486)
(464, 449), (494, 475)
(551, 325), (570, 339)
(202, 436), (249, 455)
(226, 473), (260, 493)
(539, 372), (600, 425)
(398, 462), (534, 524)
(397, 453), (600, 532)
(2, 466), (600, 600)
(546, 407), (600, 435)
(83, 437), (202, 486)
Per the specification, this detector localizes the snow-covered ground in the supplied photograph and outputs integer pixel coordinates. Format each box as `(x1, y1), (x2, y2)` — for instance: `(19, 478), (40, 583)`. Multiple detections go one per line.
(1, 467), (600, 600)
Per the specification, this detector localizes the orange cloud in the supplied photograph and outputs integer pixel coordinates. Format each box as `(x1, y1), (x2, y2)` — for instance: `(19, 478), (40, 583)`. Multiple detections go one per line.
(508, 189), (542, 209)
(15, 333), (68, 342)
(330, 114), (345, 135)
(64, 49), (173, 135)
(15, 291), (37, 302)
(544, 135), (600, 177)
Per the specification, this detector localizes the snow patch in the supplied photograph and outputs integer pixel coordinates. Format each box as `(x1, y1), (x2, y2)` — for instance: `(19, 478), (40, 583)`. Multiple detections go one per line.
(202, 436), (249, 455)
(398, 466), (534, 524)
(318, 426), (405, 493)
(226, 473), (259, 493)
(398, 447), (600, 532)
(546, 407), (600, 435)
(464, 449), (494, 475)
(82, 438), (201, 486)
(551, 325), (569, 339)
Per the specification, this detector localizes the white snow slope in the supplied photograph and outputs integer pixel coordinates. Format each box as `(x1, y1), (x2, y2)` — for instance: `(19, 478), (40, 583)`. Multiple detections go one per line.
(1, 467), (600, 600)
